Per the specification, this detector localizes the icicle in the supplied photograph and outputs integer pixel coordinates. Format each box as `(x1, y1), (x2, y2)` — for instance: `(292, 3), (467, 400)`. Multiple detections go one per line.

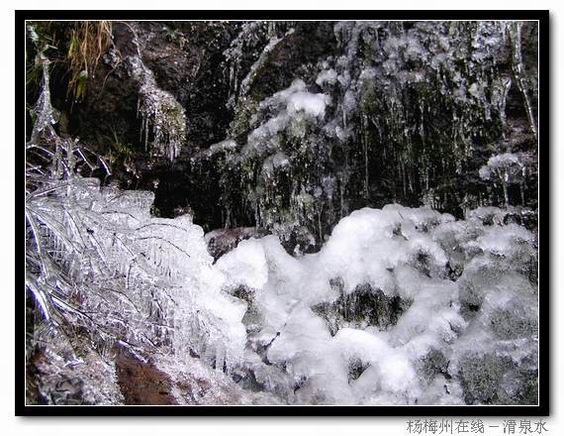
(362, 115), (369, 200)
(128, 55), (186, 161)
(509, 22), (537, 140)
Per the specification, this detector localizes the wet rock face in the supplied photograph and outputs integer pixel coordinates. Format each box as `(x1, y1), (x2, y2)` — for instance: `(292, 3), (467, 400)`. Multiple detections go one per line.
(66, 21), (236, 151)
(115, 347), (177, 405)
(230, 285), (264, 336)
(458, 353), (538, 405)
(205, 227), (267, 260)
(278, 225), (318, 255)
(489, 307), (538, 340)
(313, 282), (412, 335)
(347, 358), (370, 383)
(205, 225), (317, 260)
(420, 349), (451, 381)
(246, 22), (338, 100)
(114, 346), (251, 405)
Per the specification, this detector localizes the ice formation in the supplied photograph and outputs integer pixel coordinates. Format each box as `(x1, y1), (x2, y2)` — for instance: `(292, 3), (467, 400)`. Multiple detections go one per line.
(27, 172), (539, 405)
(127, 23), (187, 161)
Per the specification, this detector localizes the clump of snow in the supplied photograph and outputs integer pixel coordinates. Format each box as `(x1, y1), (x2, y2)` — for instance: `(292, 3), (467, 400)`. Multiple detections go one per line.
(241, 79), (330, 160)
(287, 91), (331, 118)
(479, 153), (530, 181)
(316, 68), (338, 87)
(216, 238), (269, 290)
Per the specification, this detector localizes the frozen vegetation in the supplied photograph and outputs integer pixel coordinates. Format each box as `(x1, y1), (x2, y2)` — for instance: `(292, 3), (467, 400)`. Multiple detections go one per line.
(25, 20), (539, 405)
(26, 174), (539, 405)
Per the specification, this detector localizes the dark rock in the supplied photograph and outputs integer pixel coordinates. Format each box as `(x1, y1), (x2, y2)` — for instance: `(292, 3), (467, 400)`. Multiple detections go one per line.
(312, 282), (412, 335)
(458, 352), (538, 405)
(347, 358), (370, 383)
(114, 346), (177, 405)
(419, 348), (451, 381)
(205, 227), (268, 260)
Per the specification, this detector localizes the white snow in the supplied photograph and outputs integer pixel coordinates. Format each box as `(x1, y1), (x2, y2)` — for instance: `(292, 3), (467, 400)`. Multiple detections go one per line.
(198, 203), (537, 404)
(287, 91), (331, 118)
(315, 68), (338, 86)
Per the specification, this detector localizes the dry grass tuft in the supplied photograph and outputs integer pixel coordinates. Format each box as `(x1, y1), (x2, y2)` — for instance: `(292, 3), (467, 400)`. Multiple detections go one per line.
(67, 21), (113, 101)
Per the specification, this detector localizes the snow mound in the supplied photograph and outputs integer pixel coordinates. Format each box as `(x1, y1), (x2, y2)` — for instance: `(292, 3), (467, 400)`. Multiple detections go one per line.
(210, 204), (538, 405)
